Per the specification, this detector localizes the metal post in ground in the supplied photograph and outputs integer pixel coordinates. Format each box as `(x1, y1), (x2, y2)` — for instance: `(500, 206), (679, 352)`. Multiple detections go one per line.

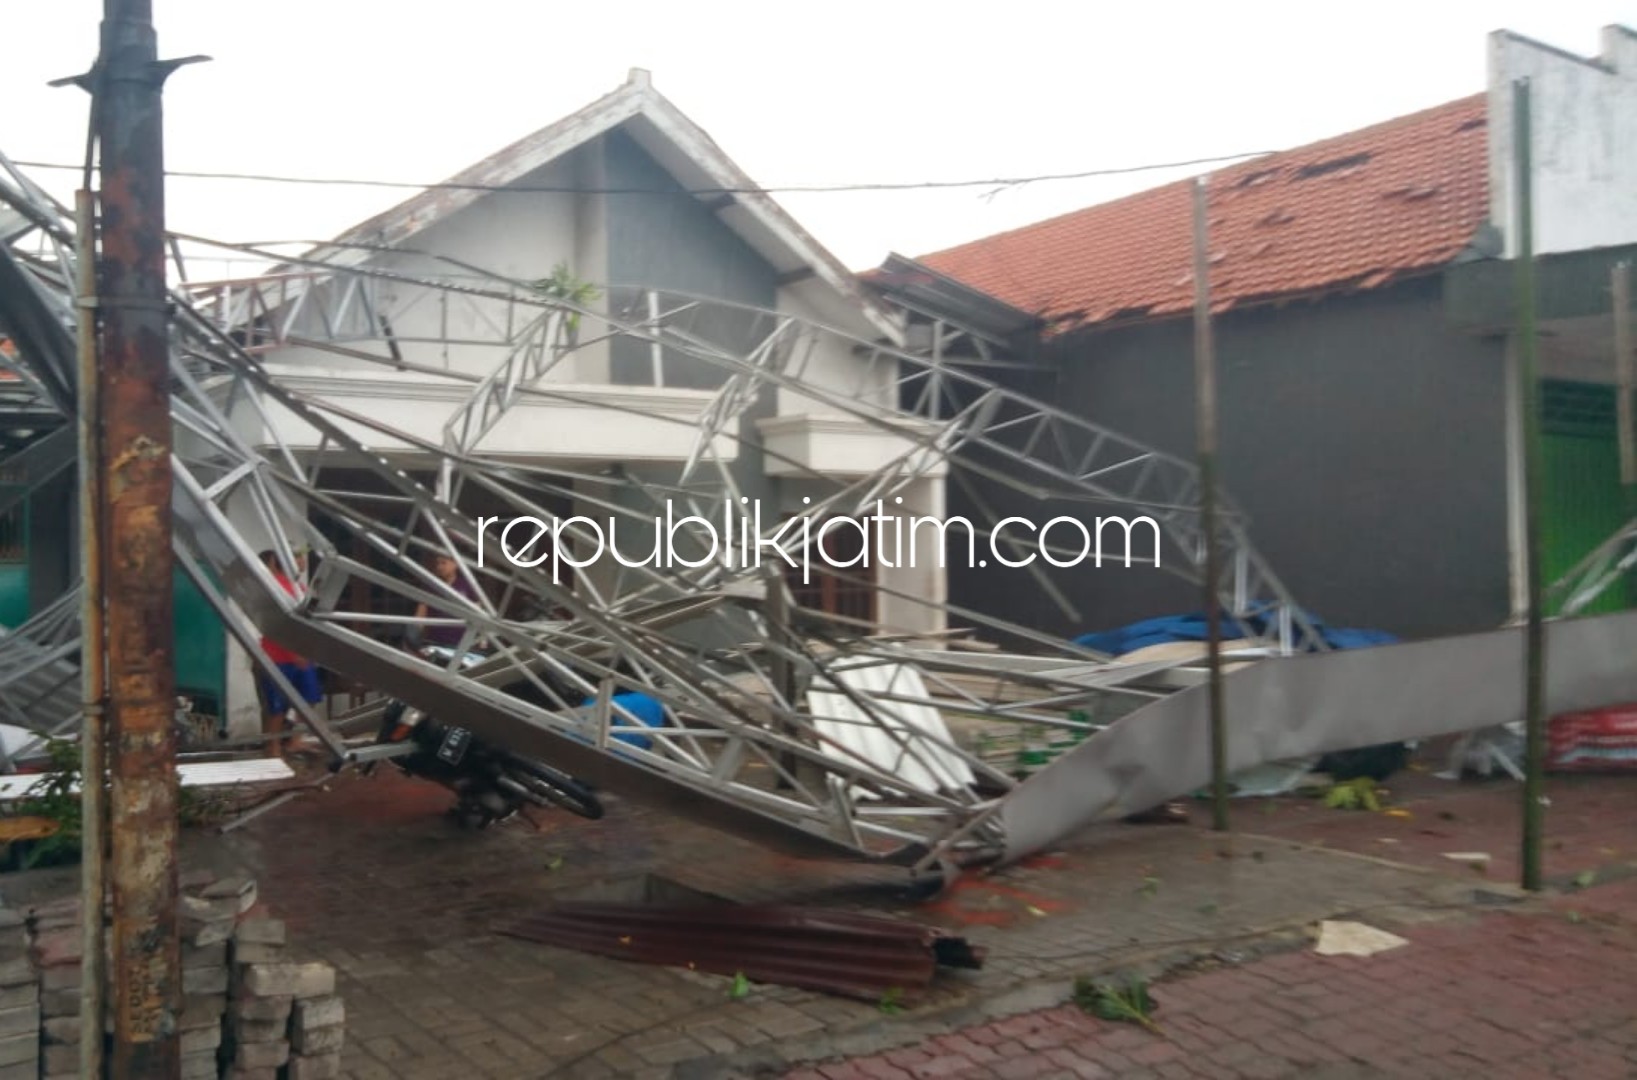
(1614, 261), (1633, 505)
(91, 0), (200, 1070)
(1512, 78), (1548, 893)
(74, 187), (108, 1080)
(1192, 176), (1230, 834)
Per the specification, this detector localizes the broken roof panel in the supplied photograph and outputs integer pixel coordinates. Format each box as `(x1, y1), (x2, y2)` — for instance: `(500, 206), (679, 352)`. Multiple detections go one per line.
(911, 94), (1490, 336)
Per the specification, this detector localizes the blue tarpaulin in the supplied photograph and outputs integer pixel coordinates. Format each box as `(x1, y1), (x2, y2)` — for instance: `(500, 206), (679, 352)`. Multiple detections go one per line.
(579, 691), (667, 750)
(1074, 606), (1397, 656)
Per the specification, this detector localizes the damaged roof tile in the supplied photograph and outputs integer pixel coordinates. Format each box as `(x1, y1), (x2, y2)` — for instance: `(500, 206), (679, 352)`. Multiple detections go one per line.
(912, 94), (1488, 335)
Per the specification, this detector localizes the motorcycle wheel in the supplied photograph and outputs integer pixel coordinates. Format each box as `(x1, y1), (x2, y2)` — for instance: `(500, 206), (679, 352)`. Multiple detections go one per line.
(501, 758), (604, 820)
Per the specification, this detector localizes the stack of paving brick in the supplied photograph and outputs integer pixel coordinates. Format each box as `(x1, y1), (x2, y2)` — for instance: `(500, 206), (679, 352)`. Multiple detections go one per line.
(223, 917), (342, 1080)
(0, 904), (38, 1080)
(0, 872), (344, 1080)
(177, 872), (250, 1078)
(26, 897), (83, 1079)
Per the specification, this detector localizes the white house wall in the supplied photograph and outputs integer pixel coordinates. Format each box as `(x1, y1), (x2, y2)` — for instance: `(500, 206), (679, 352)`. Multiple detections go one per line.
(773, 285), (896, 419)
(1489, 26), (1637, 257)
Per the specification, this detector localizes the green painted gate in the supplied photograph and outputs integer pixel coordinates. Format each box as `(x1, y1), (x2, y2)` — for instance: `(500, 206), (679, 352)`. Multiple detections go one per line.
(1541, 379), (1634, 616)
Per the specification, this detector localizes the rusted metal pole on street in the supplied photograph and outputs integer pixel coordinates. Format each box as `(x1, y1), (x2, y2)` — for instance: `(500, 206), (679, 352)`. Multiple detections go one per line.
(75, 188), (109, 1080)
(1192, 177), (1229, 834)
(95, 0), (182, 1070)
(1513, 79), (1548, 893)
(1614, 262), (1633, 497)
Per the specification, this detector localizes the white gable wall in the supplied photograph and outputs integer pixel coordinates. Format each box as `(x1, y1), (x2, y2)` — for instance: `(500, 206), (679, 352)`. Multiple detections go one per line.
(1489, 26), (1637, 257)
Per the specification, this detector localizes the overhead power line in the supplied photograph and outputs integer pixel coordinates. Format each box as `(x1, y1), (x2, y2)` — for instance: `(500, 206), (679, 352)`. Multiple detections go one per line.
(12, 150), (1276, 197)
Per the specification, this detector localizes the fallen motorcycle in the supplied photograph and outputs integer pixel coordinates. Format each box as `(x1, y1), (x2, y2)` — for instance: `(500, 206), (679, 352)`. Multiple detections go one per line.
(366, 644), (604, 829)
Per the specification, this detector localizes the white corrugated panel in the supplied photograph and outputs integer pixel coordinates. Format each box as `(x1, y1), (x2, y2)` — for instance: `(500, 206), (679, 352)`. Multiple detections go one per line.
(807, 661), (975, 795)
(0, 758), (293, 801)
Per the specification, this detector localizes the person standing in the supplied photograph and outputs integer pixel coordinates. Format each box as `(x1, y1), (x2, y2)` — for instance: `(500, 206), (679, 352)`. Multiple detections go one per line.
(256, 549), (324, 758)
(412, 553), (482, 651)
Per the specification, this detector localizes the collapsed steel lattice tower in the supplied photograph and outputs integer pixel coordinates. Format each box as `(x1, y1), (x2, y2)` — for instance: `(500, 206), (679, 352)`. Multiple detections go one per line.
(9, 150), (1637, 876)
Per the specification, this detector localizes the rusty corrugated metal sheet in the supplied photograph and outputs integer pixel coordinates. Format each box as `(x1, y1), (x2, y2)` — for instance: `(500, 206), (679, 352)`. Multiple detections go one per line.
(499, 904), (984, 1002)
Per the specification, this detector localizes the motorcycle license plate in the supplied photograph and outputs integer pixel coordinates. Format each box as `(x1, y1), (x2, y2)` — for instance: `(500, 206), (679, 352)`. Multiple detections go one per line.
(437, 726), (473, 765)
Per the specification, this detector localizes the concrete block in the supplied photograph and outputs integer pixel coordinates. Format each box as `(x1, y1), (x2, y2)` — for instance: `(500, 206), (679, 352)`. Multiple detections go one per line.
(183, 963), (229, 996)
(179, 1023), (221, 1055)
(39, 965), (80, 993)
(181, 1053), (219, 1080)
(233, 918), (285, 947)
(180, 893), (241, 923)
(42, 1043), (78, 1075)
(0, 1062), (36, 1080)
(230, 994), (291, 1023)
(29, 928), (82, 968)
(224, 1069), (279, 1080)
(0, 1004), (35, 1041)
(200, 875), (257, 914)
(231, 942), (284, 965)
(0, 912), (22, 932)
(0, 986), (32, 1012)
(0, 1031), (36, 1067)
(178, 993), (227, 1032)
(291, 994), (344, 1031)
(41, 1015), (78, 1044)
(233, 1038), (289, 1070)
(0, 960), (32, 990)
(240, 963), (334, 999)
(286, 1052), (345, 1080)
(38, 989), (78, 1018)
(231, 1016), (289, 1044)
(290, 1023), (344, 1055)
(181, 916), (236, 947)
(183, 940), (228, 970)
(28, 899), (79, 932)
(179, 868), (217, 892)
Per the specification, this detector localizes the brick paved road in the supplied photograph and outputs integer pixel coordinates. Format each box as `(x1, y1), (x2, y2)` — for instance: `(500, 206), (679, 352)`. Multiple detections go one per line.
(788, 905), (1637, 1079)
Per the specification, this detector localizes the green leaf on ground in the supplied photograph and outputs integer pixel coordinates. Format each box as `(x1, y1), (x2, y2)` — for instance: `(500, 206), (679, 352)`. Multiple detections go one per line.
(1072, 974), (1163, 1036)
(1572, 870), (1597, 890)
(729, 972), (751, 1000)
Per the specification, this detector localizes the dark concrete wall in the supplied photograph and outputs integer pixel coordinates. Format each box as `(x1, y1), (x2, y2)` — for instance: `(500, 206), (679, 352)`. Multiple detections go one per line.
(948, 276), (1512, 643)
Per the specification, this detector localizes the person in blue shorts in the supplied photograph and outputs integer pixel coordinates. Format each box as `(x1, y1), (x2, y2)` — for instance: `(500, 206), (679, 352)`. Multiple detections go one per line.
(257, 550), (325, 758)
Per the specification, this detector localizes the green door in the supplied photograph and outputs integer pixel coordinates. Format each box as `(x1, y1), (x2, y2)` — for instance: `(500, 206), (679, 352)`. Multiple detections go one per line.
(172, 567), (228, 721)
(0, 499), (29, 628)
(1541, 380), (1634, 616)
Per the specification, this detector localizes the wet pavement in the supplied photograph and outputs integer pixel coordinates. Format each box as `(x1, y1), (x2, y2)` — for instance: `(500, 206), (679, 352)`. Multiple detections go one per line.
(161, 753), (1637, 1079)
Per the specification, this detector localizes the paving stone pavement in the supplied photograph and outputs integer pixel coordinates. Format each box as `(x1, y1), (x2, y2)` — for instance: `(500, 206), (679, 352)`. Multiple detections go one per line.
(181, 765), (1632, 1079)
(785, 904), (1637, 1079)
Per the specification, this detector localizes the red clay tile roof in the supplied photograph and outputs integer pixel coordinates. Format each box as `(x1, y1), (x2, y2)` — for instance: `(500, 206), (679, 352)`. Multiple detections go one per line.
(913, 94), (1489, 335)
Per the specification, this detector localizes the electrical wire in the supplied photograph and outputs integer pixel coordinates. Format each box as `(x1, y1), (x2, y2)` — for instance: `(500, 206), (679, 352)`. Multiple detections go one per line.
(14, 149), (1275, 198)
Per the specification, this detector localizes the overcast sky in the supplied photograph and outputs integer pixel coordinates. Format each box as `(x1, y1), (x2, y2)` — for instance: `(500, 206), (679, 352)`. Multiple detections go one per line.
(5, 1), (1636, 279)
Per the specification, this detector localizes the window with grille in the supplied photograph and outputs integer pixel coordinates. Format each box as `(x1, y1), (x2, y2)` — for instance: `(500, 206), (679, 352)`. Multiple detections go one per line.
(783, 515), (876, 626)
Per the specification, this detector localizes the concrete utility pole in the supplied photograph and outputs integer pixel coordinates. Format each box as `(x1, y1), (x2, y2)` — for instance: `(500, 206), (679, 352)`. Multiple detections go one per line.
(90, 0), (203, 1071)
(1512, 78), (1548, 893)
(1191, 177), (1230, 834)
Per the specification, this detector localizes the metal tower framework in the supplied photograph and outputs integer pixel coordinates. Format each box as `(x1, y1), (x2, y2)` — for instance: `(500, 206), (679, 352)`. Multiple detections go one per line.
(0, 147), (1340, 876)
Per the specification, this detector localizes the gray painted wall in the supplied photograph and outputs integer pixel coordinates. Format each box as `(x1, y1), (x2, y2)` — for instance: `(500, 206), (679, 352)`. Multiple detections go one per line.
(948, 276), (1512, 644)
(599, 128), (784, 649)
(603, 129), (778, 391)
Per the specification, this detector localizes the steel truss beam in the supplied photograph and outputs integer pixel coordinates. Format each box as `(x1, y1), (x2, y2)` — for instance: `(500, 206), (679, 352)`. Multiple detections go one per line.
(0, 150), (1318, 871)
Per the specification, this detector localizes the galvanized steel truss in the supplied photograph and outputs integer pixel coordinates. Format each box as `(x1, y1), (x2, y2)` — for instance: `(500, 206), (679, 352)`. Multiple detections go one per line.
(0, 151), (1319, 871)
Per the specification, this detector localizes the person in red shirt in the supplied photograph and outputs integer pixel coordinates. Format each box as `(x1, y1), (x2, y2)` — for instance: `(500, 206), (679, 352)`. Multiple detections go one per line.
(257, 550), (324, 758)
